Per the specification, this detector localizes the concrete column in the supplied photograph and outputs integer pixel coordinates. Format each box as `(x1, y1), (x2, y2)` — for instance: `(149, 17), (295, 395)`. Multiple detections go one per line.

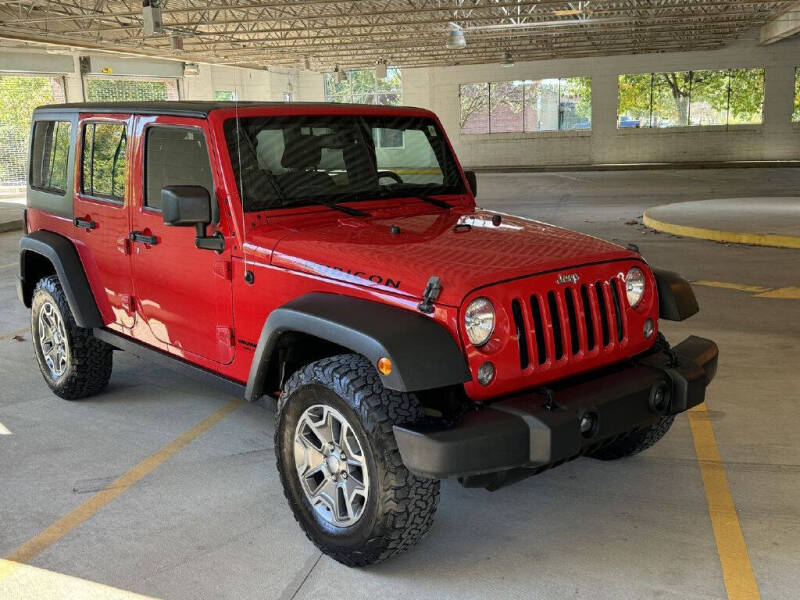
(762, 64), (795, 135)
(590, 72), (618, 164)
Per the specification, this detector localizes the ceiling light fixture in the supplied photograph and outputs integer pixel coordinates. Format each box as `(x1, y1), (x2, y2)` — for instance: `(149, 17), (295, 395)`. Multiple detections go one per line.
(170, 34), (184, 52)
(553, 9), (583, 16)
(375, 59), (388, 79)
(334, 66), (348, 83)
(446, 23), (466, 49)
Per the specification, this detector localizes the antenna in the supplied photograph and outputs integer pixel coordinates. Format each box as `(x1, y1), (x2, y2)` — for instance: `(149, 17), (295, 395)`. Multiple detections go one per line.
(235, 99), (254, 284)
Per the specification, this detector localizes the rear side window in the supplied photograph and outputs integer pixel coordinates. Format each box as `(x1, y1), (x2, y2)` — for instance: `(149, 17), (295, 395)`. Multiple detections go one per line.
(81, 122), (127, 202)
(144, 126), (214, 210)
(30, 120), (72, 194)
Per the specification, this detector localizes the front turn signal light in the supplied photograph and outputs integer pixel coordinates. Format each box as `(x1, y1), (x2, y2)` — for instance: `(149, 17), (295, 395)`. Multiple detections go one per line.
(377, 357), (393, 376)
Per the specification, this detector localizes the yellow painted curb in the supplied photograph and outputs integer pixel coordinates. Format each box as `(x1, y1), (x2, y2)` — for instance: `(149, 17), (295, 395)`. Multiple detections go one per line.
(643, 211), (800, 249)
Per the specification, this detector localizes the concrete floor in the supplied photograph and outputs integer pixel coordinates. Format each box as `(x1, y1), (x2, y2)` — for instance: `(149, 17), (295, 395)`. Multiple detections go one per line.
(1, 167), (799, 599)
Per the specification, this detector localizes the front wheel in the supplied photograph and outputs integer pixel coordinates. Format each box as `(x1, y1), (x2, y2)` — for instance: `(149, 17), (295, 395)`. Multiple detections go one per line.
(275, 354), (440, 567)
(589, 415), (675, 460)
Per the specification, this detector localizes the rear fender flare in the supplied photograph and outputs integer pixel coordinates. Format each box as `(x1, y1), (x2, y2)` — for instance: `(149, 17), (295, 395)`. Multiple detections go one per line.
(245, 292), (471, 400)
(18, 231), (104, 328)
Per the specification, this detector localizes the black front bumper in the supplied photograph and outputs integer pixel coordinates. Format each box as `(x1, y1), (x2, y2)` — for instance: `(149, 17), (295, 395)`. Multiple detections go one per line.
(394, 336), (718, 486)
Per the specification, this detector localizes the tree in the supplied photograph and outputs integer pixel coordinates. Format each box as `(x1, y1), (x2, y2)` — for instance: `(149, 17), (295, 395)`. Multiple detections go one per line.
(618, 69), (764, 127)
(459, 83), (489, 129)
(0, 75), (63, 185)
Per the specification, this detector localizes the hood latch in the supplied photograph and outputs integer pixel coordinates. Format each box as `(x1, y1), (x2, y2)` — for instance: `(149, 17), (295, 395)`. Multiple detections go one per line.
(417, 276), (442, 314)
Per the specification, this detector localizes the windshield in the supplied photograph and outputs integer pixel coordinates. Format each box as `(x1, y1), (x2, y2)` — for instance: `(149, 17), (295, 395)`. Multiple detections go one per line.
(223, 115), (465, 213)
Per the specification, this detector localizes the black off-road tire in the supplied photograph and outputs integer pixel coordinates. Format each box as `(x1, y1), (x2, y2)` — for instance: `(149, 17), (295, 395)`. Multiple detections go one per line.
(275, 354), (440, 567)
(31, 276), (113, 400)
(590, 415), (675, 460)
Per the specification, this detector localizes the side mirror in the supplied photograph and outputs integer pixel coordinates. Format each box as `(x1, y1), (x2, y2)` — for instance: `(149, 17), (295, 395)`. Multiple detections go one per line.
(464, 170), (477, 197)
(161, 185), (224, 253)
(161, 185), (212, 226)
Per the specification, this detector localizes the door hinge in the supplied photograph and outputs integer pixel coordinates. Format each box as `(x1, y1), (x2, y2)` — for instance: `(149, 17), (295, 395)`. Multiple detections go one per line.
(120, 294), (135, 313)
(216, 326), (234, 347)
(117, 237), (131, 256)
(213, 259), (232, 280)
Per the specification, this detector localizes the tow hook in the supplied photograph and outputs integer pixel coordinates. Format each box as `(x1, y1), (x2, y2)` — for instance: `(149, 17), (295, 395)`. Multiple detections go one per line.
(418, 276), (442, 314)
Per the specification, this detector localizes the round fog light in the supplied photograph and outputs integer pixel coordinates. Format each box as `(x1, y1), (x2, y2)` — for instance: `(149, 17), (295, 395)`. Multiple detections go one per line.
(579, 412), (597, 438)
(477, 362), (495, 386)
(649, 382), (671, 414)
(643, 318), (654, 339)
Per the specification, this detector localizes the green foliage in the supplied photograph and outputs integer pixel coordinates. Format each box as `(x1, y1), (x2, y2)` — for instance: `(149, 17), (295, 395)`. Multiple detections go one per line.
(618, 69), (764, 127)
(86, 78), (171, 102)
(795, 68), (800, 123)
(0, 75), (63, 185)
(459, 83), (488, 128)
(324, 68), (402, 105)
(82, 123), (126, 200)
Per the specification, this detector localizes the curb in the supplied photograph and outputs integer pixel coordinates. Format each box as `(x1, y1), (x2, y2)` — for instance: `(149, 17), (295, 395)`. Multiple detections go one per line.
(642, 211), (800, 249)
(0, 219), (22, 234)
(467, 161), (800, 173)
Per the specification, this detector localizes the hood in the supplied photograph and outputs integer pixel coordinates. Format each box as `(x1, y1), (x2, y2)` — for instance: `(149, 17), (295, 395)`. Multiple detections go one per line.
(269, 209), (636, 306)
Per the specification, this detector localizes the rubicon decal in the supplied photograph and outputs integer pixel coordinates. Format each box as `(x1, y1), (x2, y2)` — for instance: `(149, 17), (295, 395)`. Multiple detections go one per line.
(326, 265), (402, 289)
(556, 272), (580, 284)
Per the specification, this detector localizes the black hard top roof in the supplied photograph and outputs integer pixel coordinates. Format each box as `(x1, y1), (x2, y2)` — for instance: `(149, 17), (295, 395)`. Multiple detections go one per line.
(33, 101), (427, 119)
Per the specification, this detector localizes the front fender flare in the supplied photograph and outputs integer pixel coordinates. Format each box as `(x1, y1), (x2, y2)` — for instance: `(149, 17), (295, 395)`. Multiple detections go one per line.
(245, 293), (471, 400)
(652, 268), (699, 321)
(18, 231), (104, 328)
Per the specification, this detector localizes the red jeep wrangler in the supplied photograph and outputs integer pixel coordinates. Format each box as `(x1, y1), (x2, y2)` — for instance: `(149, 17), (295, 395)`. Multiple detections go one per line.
(18, 101), (717, 566)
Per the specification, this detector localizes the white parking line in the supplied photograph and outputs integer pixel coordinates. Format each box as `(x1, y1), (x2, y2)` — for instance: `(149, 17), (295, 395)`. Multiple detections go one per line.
(0, 422), (11, 435)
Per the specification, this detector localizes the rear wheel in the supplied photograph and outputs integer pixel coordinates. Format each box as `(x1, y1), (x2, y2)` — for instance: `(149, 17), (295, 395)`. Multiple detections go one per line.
(589, 415), (675, 460)
(31, 276), (113, 400)
(275, 354), (440, 566)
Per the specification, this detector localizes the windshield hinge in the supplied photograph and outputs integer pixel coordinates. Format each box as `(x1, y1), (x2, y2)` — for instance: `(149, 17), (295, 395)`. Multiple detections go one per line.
(417, 276), (442, 314)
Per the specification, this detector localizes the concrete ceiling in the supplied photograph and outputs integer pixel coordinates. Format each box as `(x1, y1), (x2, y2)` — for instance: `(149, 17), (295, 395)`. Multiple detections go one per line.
(0, 1), (794, 71)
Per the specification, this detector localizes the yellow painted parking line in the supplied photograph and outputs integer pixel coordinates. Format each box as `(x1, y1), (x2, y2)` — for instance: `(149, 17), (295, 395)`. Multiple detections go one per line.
(688, 403), (760, 600)
(0, 421), (11, 435)
(753, 286), (800, 299)
(693, 280), (800, 300)
(0, 559), (160, 599)
(4, 397), (243, 566)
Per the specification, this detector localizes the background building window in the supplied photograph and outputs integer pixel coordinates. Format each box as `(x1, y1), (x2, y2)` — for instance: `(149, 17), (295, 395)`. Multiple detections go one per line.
(85, 76), (179, 102)
(460, 77), (591, 134)
(213, 90), (236, 101)
(617, 69), (764, 128)
(324, 67), (402, 105)
(0, 74), (66, 187)
(793, 67), (799, 123)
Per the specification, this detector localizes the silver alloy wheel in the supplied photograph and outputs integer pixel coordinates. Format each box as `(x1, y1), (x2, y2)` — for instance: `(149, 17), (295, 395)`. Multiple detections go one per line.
(293, 404), (370, 527)
(38, 301), (69, 380)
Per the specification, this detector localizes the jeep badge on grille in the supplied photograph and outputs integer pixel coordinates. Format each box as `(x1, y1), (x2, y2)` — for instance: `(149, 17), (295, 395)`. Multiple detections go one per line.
(557, 273), (580, 284)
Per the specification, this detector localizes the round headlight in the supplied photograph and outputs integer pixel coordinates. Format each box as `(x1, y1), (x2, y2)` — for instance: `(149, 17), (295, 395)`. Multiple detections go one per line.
(465, 297), (495, 347)
(625, 267), (646, 308)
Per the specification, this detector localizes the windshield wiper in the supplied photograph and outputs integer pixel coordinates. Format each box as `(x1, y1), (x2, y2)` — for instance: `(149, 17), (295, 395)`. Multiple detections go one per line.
(284, 196), (371, 217)
(376, 187), (451, 209)
(415, 193), (451, 209)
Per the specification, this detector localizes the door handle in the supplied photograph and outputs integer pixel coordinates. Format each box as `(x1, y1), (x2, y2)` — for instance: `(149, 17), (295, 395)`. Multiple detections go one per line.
(129, 231), (159, 245)
(73, 217), (96, 230)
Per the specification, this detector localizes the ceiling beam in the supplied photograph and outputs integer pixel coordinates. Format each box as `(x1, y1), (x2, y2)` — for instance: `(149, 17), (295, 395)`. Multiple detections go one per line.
(759, 1), (800, 43)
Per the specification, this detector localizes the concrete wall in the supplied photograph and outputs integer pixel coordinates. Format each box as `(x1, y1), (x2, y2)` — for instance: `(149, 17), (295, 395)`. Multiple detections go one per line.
(0, 47), (294, 103)
(294, 31), (799, 167)
(407, 32), (800, 167)
(2, 32), (798, 167)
